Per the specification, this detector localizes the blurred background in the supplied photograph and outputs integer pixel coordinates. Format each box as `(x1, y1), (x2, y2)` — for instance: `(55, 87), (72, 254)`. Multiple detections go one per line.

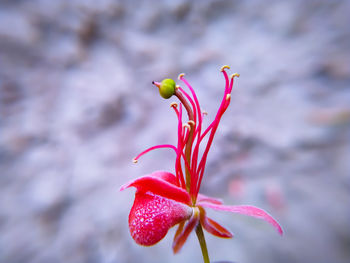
(1, 0), (349, 262)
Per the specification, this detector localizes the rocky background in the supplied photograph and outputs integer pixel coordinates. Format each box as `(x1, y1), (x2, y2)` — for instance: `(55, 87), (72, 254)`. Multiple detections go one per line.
(1, 0), (350, 263)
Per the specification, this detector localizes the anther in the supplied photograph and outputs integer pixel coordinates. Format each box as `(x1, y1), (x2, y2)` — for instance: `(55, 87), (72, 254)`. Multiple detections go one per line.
(178, 73), (185, 80)
(226, 94), (231, 100)
(221, 65), (230, 72)
(231, 73), (240, 78)
(188, 120), (195, 126)
(183, 123), (191, 130)
(132, 158), (138, 164)
(202, 111), (208, 115)
(170, 102), (178, 108)
(175, 85), (180, 90)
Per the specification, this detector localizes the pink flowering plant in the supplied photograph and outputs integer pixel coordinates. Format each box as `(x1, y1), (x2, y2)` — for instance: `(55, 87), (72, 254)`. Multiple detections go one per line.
(120, 65), (283, 262)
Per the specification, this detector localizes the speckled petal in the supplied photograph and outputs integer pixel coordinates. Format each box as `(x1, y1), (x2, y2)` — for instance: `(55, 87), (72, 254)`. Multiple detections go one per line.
(129, 191), (192, 246)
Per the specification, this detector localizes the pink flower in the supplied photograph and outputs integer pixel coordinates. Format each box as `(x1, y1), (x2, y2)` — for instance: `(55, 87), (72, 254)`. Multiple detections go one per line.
(120, 66), (282, 258)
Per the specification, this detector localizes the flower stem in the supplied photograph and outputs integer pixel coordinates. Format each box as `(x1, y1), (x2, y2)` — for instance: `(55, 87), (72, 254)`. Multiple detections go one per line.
(196, 224), (210, 263)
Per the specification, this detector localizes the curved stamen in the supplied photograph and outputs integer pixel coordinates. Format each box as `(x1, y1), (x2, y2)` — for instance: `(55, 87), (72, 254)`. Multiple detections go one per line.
(179, 75), (204, 193)
(220, 65), (230, 72)
(194, 67), (233, 197)
(183, 123), (191, 131)
(178, 87), (197, 127)
(133, 144), (178, 163)
(175, 104), (186, 188)
(170, 102), (178, 108)
(178, 73), (185, 80)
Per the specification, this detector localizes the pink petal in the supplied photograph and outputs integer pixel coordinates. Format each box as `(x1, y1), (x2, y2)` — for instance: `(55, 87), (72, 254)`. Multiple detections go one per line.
(172, 208), (199, 254)
(198, 202), (283, 235)
(129, 191), (192, 246)
(197, 193), (223, 205)
(150, 171), (178, 185)
(120, 173), (191, 205)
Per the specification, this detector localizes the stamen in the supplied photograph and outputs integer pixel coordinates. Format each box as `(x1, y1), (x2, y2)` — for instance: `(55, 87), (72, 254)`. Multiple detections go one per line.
(220, 65), (230, 72)
(231, 73), (240, 78)
(178, 87), (197, 125)
(176, 104), (186, 189)
(202, 111), (208, 115)
(134, 144), (178, 163)
(180, 76), (203, 178)
(178, 73), (185, 80)
(188, 120), (195, 126)
(183, 123), (191, 131)
(170, 102), (178, 108)
(194, 68), (236, 196)
(176, 85), (180, 90)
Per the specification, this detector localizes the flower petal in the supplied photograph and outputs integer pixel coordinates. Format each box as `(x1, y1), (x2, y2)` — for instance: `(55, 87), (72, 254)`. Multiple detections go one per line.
(150, 170), (178, 185)
(198, 202), (283, 235)
(198, 206), (233, 238)
(129, 191), (192, 246)
(120, 173), (191, 205)
(172, 207), (199, 254)
(197, 193), (223, 205)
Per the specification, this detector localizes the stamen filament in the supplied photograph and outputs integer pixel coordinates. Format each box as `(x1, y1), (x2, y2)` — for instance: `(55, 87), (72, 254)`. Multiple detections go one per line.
(179, 76), (204, 193)
(194, 68), (232, 196)
(133, 144), (178, 163)
(175, 104), (186, 188)
(178, 87), (197, 125)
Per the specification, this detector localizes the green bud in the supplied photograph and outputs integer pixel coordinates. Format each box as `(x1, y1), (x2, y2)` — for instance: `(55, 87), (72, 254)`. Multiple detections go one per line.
(159, 79), (176, 99)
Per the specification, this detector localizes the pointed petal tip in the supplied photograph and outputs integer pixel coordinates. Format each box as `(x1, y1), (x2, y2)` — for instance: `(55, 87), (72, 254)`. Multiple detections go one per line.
(277, 226), (284, 236)
(119, 182), (130, 191)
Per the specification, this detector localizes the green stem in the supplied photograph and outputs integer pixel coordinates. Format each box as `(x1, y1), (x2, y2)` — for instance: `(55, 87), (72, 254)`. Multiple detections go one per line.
(196, 224), (210, 263)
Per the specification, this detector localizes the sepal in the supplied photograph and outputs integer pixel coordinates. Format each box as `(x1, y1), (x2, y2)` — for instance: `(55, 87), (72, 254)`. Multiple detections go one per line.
(198, 206), (233, 238)
(172, 207), (199, 253)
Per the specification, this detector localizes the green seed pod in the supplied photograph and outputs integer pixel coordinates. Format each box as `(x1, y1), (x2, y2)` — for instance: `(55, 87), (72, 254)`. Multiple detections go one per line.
(159, 79), (176, 99)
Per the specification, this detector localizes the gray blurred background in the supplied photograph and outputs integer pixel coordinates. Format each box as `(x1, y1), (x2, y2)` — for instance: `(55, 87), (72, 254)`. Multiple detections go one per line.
(1, 0), (350, 263)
